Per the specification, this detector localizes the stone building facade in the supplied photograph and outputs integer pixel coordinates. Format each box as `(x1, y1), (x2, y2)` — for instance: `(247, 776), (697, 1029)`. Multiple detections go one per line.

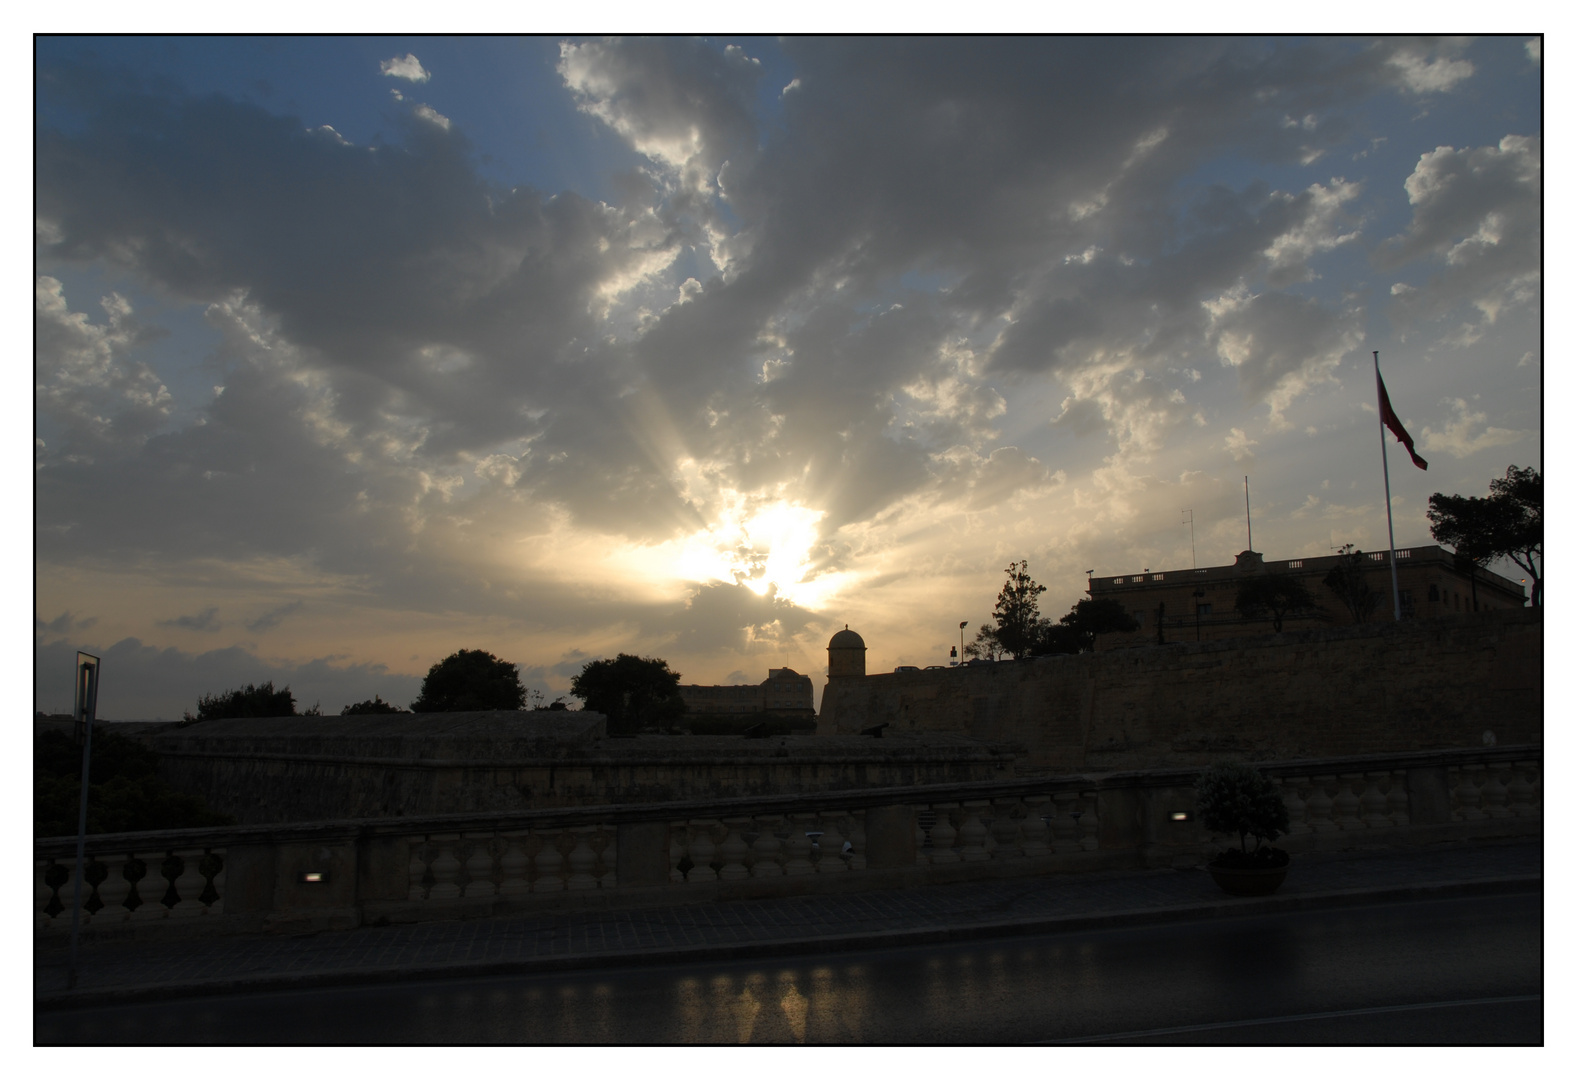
(1088, 544), (1526, 649)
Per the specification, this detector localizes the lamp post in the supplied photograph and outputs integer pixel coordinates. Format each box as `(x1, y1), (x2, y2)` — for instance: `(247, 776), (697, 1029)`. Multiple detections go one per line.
(958, 621), (968, 664)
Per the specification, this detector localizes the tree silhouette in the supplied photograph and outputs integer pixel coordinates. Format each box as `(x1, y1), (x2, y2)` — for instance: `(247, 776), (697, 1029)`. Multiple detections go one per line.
(410, 649), (525, 713)
(1234, 573), (1315, 632)
(571, 654), (685, 735)
(1429, 465), (1541, 607)
(1322, 544), (1379, 624)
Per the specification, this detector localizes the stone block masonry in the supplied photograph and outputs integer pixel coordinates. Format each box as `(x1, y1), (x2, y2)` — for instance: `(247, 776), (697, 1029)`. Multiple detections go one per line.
(819, 609), (1541, 771)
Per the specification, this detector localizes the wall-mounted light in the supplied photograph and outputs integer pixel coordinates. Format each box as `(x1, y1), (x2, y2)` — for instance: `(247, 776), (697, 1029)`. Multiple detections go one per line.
(1169, 811), (1191, 822)
(298, 871), (329, 884)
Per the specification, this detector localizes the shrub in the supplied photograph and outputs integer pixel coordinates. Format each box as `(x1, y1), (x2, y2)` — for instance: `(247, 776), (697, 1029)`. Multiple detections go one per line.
(1194, 761), (1290, 855)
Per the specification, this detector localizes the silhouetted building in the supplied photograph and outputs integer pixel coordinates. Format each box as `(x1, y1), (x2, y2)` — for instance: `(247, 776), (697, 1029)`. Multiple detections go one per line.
(1088, 544), (1526, 650)
(677, 668), (815, 715)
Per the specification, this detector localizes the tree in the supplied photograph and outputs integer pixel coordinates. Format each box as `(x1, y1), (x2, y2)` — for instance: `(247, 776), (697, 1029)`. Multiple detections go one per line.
(1234, 573), (1315, 633)
(570, 654), (685, 735)
(989, 560), (1048, 659)
(1042, 597), (1140, 654)
(34, 729), (234, 837)
(1429, 465), (1541, 607)
(185, 680), (296, 722)
(1322, 544), (1379, 624)
(341, 695), (405, 715)
(410, 649), (525, 713)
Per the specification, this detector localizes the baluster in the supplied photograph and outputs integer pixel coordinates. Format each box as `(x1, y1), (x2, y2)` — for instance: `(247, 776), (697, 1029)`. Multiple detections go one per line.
(1359, 773), (1391, 827)
(428, 836), (463, 900)
(532, 830), (566, 892)
(990, 799), (1023, 860)
(1078, 793), (1100, 851)
(407, 837), (431, 901)
(686, 821), (720, 883)
(38, 860), (64, 928)
(127, 855), (165, 921)
(1480, 765), (1512, 819)
(1020, 796), (1051, 857)
(844, 812), (867, 872)
(1451, 766), (1485, 821)
(816, 817), (849, 873)
(750, 816), (785, 878)
(1505, 764), (1537, 817)
(1305, 778), (1338, 833)
(957, 803), (990, 862)
(1332, 775), (1363, 829)
(565, 828), (599, 890)
(1050, 794), (1081, 854)
(594, 825), (617, 888)
(81, 857), (108, 924)
(167, 849), (208, 916)
(782, 815), (817, 876)
(93, 851), (132, 920)
(717, 819), (752, 882)
(497, 834), (532, 897)
(1280, 777), (1310, 834)
(202, 850), (226, 914)
(462, 835), (498, 898)
(669, 823), (690, 883)
(1386, 771), (1410, 827)
(929, 805), (961, 864)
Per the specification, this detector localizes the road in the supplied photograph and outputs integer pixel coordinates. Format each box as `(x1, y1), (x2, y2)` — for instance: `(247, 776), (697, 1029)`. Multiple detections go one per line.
(36, 892), (1542, 1044)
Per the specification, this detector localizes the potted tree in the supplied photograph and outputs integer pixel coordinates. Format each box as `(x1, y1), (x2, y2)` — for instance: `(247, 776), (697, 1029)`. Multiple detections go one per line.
(1194, 761), (1291, 895)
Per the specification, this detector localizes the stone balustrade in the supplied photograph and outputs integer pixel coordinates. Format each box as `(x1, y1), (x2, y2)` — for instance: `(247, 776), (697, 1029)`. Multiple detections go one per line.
(36, 745), (1539, 939)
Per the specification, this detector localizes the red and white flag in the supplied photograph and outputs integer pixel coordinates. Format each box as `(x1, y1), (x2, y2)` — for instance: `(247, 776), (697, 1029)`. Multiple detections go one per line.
(1377, 372), (1428, 470)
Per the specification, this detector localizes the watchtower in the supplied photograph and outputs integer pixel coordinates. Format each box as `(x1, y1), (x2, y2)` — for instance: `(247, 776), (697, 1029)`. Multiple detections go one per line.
(827, 625), (867, 679)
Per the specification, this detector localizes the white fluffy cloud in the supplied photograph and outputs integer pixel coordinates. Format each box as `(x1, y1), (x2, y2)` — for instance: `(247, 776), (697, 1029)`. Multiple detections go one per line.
(381, 54), (430, 82)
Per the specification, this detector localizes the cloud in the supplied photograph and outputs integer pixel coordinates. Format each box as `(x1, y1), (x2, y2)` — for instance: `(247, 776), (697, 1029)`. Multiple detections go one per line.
(381, 54), (431, 82)
(36, 611), (98, 637)
(1224, 427), (1258, 463)
(1203, 286), (1361, 421)
(1383, 41), (1474, 94)
(1420, 398), (1529, 459)
(1378, 136), (1540, 333)
(158, 607), (221, 632)
(245, 601), (304, 634)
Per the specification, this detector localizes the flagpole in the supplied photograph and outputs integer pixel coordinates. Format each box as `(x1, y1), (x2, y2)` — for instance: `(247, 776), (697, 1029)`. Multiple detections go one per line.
(1373, 351), (1402, 622)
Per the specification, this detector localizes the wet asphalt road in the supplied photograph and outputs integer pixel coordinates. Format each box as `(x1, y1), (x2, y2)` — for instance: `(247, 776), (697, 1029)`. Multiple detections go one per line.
(37, 892), (1541, 1044)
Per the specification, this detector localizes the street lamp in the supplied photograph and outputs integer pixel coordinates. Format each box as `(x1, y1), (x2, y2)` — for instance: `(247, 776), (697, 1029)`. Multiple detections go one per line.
(958, 621), (968, 664)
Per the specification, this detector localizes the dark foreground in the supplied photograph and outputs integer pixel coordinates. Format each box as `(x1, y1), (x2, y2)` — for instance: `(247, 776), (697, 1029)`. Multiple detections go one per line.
(37, 892), (1541, 1044)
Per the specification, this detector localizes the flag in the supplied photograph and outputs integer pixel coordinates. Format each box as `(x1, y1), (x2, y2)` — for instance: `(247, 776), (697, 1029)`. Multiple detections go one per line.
(1377, 372), (1428, 470)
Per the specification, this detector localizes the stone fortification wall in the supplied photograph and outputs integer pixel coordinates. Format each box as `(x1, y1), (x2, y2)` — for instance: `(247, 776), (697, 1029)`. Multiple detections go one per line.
(819, 609), (1541, 771)
(147, 710), (1017, 824)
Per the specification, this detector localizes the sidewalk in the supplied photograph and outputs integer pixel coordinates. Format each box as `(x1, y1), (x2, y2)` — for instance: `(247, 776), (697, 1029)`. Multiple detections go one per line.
(35, 838), (1541, 1009)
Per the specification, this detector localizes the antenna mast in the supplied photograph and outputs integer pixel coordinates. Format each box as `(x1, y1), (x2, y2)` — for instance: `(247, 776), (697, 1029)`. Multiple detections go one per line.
(1244, 476), (1253, 552)
(1183, 509), (1195, 569)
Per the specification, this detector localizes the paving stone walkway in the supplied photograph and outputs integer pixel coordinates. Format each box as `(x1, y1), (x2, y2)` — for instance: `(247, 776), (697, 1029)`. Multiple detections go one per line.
(35, 838), (1540, 1007)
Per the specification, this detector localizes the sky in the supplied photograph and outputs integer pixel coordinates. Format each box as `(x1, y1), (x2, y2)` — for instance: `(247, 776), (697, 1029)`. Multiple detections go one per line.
(33, 34), (1544, 720)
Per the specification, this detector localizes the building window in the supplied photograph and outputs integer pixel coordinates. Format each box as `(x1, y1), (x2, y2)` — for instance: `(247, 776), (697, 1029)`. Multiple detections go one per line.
(1397, 549), (1411, 558)
(1152, 573), (1163, 580)
(1428, 584), (1439, 602)
(1197, 603), (1212, 616)
(1113, 577), (1124, 584)
(1370, 552), (1386, 562)
(1288, 560), (1303, 568)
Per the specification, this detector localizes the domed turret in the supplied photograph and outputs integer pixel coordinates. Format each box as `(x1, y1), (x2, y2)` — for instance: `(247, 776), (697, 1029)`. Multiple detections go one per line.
(827, 625), (866, 679)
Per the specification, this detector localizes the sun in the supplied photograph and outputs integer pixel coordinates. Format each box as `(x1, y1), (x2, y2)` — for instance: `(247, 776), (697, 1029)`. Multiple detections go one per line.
(673, 496), (827, 605)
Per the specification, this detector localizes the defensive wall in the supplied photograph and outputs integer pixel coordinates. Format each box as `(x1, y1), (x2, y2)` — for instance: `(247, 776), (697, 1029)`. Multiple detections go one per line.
(819, 609), (1541, 771)
(145, 711), (1017, 825)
